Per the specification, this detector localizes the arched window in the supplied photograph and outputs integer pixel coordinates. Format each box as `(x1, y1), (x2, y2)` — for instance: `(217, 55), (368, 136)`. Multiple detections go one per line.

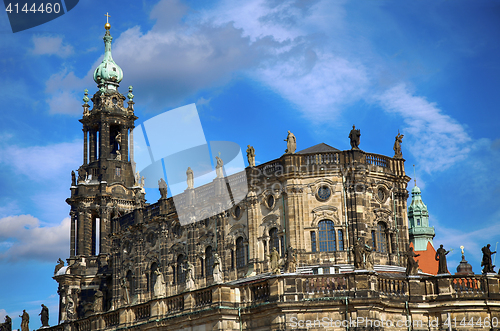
(376, 222), (388, 253)
(205, 246), (213, 277)
(200, 257), (204, 277)
(318, 220), (336, 252)
(126, 270), (134, 301)
(338, 230), (344, 251)
(269, 227), (279, 254)
(236, 237), (245, 268)
(311, 231), (317, 252)
(177, 254), (185, 284)
(371, 231), (376, 250)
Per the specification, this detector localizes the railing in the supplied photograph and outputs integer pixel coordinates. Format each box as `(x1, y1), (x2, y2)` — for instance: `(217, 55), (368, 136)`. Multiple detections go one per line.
(378, 277), (408, 296)
(451, 276), (485, 295)
(75, 318), (92, 331)
(167, 295), (184, 313)
(144, 202), (160, 219)
(305, 276), (348, 296)
(194, 288), (213, 307)
(304, 153), (340, 165)
(365, 154), (390, 168)
(103, 311), (119, 327)
(251, 281), (270, 303)
(260, 162), (282, 177)
(134, 303), (150, 321)
(118, 211), (135, 229)
(196, 184), (215, 200)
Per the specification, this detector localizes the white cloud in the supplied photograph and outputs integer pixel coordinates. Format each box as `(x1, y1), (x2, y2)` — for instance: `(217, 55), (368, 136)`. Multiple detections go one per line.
(0, 140), (81, 182)
(0, 309), (6, 322)
(32, 36), (73, 57)
(378, 84), (471, 173)
(0, 215), (69, 262)
(45, 69), (92, 116)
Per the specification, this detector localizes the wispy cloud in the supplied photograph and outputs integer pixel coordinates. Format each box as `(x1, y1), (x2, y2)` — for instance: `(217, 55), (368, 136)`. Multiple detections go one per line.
(377, 84), (471, 173)
(32, 35), (73, 58)
(0, 140), (81, 182)
(0, 215), (69, 262)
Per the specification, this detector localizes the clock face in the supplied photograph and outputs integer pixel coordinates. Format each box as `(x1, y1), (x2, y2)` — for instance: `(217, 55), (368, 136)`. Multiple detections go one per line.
(112, 97), (118, 105)
(317, 186), (331, 201)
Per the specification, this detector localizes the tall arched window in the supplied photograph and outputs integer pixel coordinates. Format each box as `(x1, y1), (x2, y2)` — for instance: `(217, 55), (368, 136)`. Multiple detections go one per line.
(376, 222), (388, 253)
(177, 254), (185, 284)
(269, 228), (279, 254)
(205, 246), (213, 277)
(236, 237), (245, 268)
(318, 220), (336, 252)
(311, 231), (317, 252)
(338, 230), (344, 251)
(126, 270), (134, 301)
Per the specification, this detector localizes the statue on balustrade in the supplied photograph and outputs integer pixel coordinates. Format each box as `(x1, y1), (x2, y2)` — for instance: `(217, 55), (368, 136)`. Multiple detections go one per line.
(186, 167), (194, 189)
(0, 315), (12, 331)
(352, 239), (365, 269)
(71, 170), (76, 186)
(215, 156), (224, 178)
(93, 290), (103, 313)
(364, 241), (374, 271)
(406, 246), (420, 276)
(284, 131), (296, 154)
(393, 132), (404, 159)
(213, 253), (223, 283)
(78, 166), (87, 183)
(269, 247), (281, 274)
(246, 145), (255, 167)
(184, 260), (195, 290)
(54, 258), (65, 275)
(158, 178), (168, 199)
(285, 246), (297, 273)
(435, 244), (450, 274)
(349, 125), (361, 150)
(39, 304), (49, 327)
(154, 269), (166, 297)
(19, 310), (29, 331)
(482, 244), (496, 274)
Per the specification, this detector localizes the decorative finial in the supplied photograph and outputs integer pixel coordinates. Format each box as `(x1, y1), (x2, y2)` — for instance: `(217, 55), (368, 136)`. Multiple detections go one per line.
(127, 86), (134, 100)
(460, 245), (464, 255)
(83, 89), (89, 105)
(413, 164), (417, 187)
(105, 12), (111, 30)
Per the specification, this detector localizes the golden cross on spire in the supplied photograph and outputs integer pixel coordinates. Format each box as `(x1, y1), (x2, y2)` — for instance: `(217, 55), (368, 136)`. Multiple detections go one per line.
(104, 12), (111, 30)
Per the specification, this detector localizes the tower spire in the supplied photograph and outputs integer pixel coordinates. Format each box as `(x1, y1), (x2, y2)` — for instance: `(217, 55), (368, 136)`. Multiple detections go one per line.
(93, 13), (123, 91)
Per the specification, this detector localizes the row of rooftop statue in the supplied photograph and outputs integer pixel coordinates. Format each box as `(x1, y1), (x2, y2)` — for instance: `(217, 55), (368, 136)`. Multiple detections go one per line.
(0, 305), (48, 331)
(69, 126), (405, 186)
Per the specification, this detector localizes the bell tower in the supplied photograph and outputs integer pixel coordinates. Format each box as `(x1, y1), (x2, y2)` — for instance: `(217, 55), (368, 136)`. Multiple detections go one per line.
(67, 19), (141, 258)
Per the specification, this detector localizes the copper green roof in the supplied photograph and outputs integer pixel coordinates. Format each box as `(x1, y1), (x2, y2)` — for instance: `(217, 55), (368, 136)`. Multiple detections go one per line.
(93, 25), (123, 90)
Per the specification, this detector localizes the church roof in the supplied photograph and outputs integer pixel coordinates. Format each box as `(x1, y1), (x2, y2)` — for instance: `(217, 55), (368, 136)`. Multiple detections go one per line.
(410, 241), (439, 275)
(297, 143), (340, 154)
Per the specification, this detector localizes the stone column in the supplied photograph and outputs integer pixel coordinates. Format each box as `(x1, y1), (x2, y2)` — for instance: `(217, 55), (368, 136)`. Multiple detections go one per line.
(83, 211), (93, 256)
(100, 121), (110, 160)
(121, 126), (129, 162)
(286, 184), (306, 252)
(89, 129), (96, 162)
(70, 211), (76, 257)
(83, 128), (88, 164)
(100, 207), (110, 254)
(246, 192), (260, 265)
(76, 210), (85, 255)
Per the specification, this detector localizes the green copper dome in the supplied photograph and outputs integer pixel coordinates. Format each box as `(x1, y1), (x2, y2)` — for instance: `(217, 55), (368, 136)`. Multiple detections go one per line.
(409, 185), (427, 213)
(93, 25), (123, 90)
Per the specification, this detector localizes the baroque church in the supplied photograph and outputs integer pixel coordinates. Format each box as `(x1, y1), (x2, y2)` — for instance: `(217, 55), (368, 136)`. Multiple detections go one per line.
(44, 22), (500, 331)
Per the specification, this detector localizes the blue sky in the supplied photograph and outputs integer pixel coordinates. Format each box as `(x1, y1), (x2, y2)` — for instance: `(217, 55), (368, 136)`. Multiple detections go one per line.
(0, 0), (499, 328)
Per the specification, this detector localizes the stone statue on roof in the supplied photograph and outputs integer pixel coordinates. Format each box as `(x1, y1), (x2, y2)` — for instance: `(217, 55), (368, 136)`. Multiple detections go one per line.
(284, 131), (296, 154)
(54, 258), (65, 275)
(186, 167), (194, 189)
(19, 310), (29, 331)
(158, 178), (168, 199)
(246, 145), (255, 167)
(435, 244), (450, 274)
(394, 132), (404, 159)
(215, 156), (224, 178)
(406, 246), (420, 276)
(349, 125), (361, 150)
(482, 244), (496, 274)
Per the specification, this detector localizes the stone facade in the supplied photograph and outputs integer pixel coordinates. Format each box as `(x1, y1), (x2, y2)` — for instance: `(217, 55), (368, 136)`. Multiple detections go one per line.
(47, 24), (500, 331)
